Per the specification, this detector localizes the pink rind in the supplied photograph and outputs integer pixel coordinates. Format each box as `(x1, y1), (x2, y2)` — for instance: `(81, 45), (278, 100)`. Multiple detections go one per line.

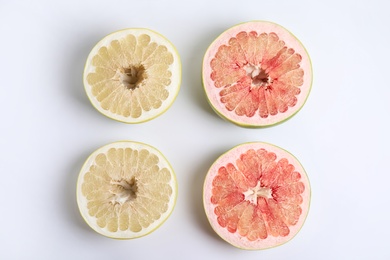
(203, 142), (311, 250)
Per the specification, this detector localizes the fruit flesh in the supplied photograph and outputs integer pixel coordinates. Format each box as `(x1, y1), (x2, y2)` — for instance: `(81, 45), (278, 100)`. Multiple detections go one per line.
(87, 34), (172, 118)
(203, 21), (312, 127)
(84, 29), (181, 123)
(212, 32), (303, 118)
(77, 141), (177, 239)
(203, 142), (310, 249)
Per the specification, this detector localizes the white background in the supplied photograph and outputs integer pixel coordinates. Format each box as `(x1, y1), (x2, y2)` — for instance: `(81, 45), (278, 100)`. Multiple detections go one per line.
(1, 1), (389, 259)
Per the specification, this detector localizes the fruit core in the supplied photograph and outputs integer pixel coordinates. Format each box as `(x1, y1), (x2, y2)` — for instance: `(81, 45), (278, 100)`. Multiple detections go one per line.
(119, 65), (146, 90)
(110, 176), (138, 205)
(243, 181), (272, 205)
(244, 64), (273, 89)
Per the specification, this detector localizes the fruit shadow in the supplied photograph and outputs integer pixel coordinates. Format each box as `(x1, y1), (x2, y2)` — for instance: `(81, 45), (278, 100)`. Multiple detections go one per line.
(63, 30), (103, 111)
(188, 148), (227, 244)
(184, 28), (225, 119)
(62, 148), (94, 234)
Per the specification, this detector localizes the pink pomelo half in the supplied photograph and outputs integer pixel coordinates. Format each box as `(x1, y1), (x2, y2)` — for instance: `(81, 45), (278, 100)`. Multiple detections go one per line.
(203, 21), (312, 127)
(203, 142), (310, 250)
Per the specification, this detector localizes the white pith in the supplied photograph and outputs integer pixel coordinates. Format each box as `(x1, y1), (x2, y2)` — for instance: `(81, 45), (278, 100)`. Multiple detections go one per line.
(243, 181), (272, 205)
(109, 179), (137, 205)
(244, 64), (272, 89)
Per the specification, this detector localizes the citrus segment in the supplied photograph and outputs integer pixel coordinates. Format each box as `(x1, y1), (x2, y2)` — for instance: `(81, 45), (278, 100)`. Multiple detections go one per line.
(77, 141), (177, 239)
(203, 142), (310, 250)
(84, 28), (181, 123)
(203, 21), (312, 127)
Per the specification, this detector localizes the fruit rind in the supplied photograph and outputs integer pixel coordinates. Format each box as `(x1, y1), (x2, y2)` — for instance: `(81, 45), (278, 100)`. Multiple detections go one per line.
(202, 21), (313, 128)
(76, 140), (178, 239)
(83, 28), (182, 124)
(203, 142), (311, 250)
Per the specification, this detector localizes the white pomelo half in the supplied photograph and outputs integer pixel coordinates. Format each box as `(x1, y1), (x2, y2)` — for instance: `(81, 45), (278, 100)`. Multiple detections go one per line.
(77, 141), (177, 239)
(203, 21), (312, 127)
(203, 142), (310, 250)
(84, 28), (181, 123)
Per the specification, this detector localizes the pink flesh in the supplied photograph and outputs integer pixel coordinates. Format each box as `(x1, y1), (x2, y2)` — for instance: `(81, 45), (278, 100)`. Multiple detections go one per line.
(211, 148), (304, 241)
(210, 31), (303, 119)
(203, 142), (310, 250)
(203, 21), (312, 126)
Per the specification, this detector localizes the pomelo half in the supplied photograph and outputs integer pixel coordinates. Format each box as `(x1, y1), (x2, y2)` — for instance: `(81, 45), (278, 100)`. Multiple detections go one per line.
(202, 21), (312, 127)
(83, 28), (181, 123)
(77, 141), (177, 239)
(203, 142), (310, 249)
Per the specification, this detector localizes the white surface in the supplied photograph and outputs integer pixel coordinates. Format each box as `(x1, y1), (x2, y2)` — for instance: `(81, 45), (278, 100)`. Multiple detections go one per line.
(1, 1), (389, 259)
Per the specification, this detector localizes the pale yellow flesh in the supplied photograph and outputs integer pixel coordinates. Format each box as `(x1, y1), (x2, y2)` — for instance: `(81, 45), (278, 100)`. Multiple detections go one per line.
(87, 34), (172, 118)
(84, 29), (181, 123)
(77, 142), (177, 239)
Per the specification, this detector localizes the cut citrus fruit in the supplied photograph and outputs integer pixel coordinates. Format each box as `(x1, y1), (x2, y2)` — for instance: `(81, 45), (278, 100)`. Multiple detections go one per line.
(202, 21), (312, 127)
(203, 142), (310, 249)
(83, 28), (181, 123)
(77, 141), (177, 239)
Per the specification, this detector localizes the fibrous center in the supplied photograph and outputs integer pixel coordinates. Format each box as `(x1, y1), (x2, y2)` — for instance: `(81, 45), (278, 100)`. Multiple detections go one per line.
(244, 64), (272, 88)
(110, 176), (138, 205)
(243, 181), (272, 205)
(120, 65), (146, 90)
